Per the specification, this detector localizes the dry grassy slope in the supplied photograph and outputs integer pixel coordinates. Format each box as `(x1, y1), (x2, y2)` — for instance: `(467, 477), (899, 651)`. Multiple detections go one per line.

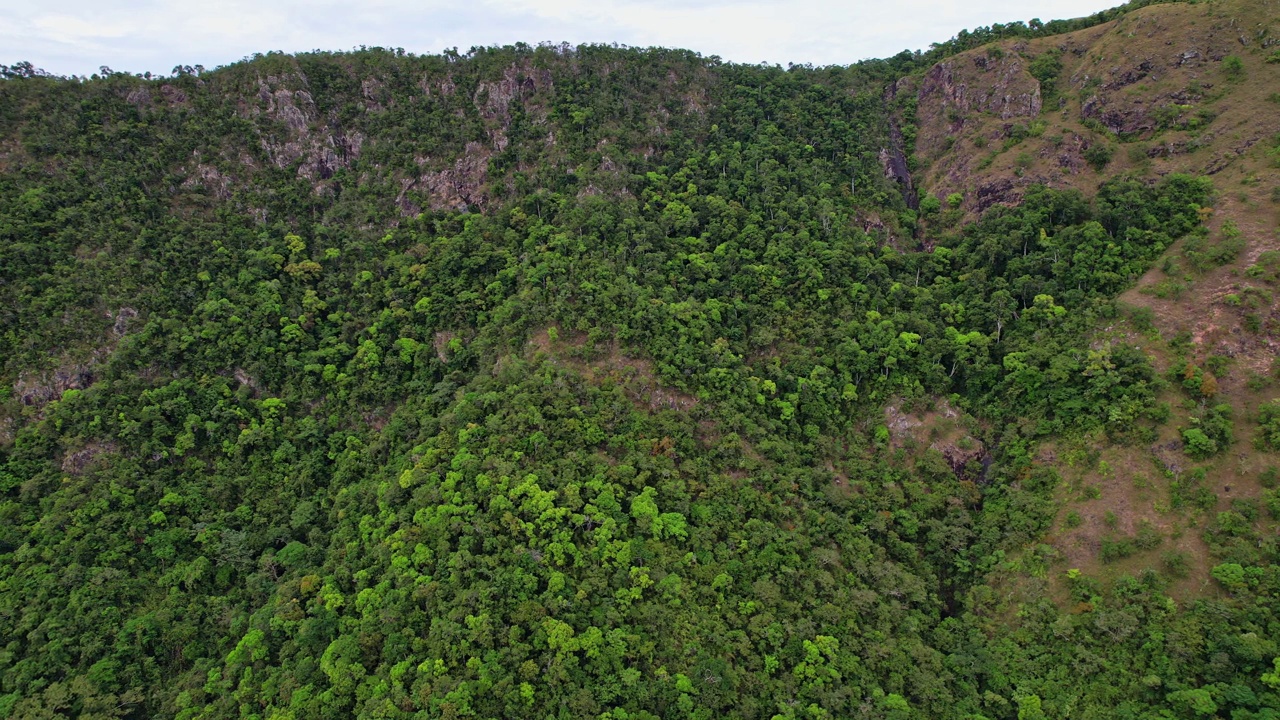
(911, 0), (1280, 211)
(908, 0), (1280, 601)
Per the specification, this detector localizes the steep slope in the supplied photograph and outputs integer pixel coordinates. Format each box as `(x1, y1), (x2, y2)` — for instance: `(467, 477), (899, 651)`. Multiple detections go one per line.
(911, 0), (1280, 211)
(906, 0), (1280, 604)
(0, 9), (1277, 720)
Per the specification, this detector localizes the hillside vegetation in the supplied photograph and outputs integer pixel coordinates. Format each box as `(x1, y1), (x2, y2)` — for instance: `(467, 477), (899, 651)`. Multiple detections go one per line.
(1, 1), (1279, 718)
(902, 0), (1280, 606)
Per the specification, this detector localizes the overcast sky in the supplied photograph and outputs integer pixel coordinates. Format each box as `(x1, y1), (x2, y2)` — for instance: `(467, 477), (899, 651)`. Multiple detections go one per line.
(3, 0), (1125, 77)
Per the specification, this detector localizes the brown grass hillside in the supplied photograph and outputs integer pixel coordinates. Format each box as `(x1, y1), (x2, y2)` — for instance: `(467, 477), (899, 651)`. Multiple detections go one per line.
(908, 0), (1280, 601)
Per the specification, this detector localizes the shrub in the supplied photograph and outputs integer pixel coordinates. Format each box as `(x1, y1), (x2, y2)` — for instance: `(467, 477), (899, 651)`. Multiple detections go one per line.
(1230, 498), (1259, 522)
(1205, 354), (1231, 376)
(1029, 51), (1064, 96)
(1178, 404), (1233, 459)
(1183, 428), (1217, 459)
(1264, 488), (1280, 519)
(1211, 562), (1247, 590)
(1134, 521), (1162, 550)
(1100, 537), (1136, 562)
(1127, 305), (1156, 333)
(1222, 55), (1245, 80)
(1085, 143), (1114, 171)
(1258, 401), (1280, 451)
(1162, 550), (1189, 578)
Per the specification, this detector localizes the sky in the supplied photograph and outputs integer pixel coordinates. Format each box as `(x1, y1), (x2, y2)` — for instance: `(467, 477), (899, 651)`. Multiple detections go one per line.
(2, 0), (1126, 77)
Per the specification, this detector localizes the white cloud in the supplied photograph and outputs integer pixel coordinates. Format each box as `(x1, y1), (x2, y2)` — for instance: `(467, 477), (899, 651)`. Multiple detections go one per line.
(3, 0), (1124, 76)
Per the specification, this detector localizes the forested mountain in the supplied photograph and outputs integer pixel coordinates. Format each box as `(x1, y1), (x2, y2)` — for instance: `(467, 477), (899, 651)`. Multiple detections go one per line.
(1, 0), (1279, 718)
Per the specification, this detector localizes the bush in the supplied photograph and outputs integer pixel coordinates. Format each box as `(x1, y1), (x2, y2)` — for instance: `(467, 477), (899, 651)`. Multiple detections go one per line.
(1257, 401), (1280, 451)
(1134, 520), (1162, 550)
(1029, 51), (1063, 96)
(1264, 488), (1280, 519)
(1211, 562), (1247, 591)
(1192, 486), (1219, 511)
(1183, 428), (1217, 459)
(1205, 220), (1245, 266)
(1100, 537), (1136, 562)
(1085, 143), (1114, 171)
(1127, 305), (1156, 333)
(1222, 55), (1245, 80)
(1162, 550), (1189, 578)
(1230, 498), (1258, 522)
(1205, 354), (1231, 377)
(1187, 403), (1235, 456)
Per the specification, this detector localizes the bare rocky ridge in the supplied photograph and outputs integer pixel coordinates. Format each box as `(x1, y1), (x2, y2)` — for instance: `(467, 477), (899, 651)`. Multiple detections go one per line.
(911, 0), (1280, 214)
(250, 73), (366, 184)
(172, 55), (708, 218)
(921, 50), (1043, 122)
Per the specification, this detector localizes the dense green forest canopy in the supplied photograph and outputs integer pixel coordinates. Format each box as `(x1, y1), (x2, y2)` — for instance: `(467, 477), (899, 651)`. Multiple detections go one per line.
(0, 24), (1277, 720)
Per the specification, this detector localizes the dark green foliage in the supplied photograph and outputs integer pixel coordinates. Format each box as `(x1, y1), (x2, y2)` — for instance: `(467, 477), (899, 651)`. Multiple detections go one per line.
(1162, 550), (1190, 578)
(1100, 521), (1161, 562)
(0, 42), (1272, 720)
(1183, 404), (1235, 459)
(1223, 55), (1245, 80)
(1265, 488), (1280, 519)
(1028, 51), (1063, 98)
(1100, 536), (1137, 562)
(1183, 221), (1245, 271)
(1127, 304), (1157, 333)
(1085, 142), (1115, 171)
(1259, 401), (1280, 451)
